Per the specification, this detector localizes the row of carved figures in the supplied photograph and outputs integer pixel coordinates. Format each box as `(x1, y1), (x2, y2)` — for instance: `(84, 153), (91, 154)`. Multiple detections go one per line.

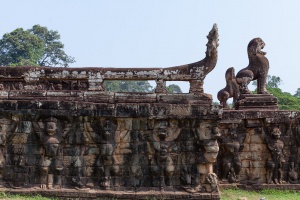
(0, 82), (92, 91)
(0, 116), (220, 193)
(1, 115), (300, 191)
(0, 79), (170, 93)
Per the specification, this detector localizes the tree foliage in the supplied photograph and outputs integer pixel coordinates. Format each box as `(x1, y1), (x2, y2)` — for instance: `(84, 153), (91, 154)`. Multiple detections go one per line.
(167, 84), (183, 93)
(105, 80), (153, 92)
(251, 75), (300, 110)
(0, 28), (44, 66)
(0, 25), (75, 67)
(252, 75), (283, 89)
(105, 80), (183, 93)
(294, 88), (300, 98)
(268, 88), (300, 110)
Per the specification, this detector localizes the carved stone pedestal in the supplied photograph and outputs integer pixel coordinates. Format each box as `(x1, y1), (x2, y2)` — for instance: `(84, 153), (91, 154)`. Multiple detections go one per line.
(235, 94), (278, 110)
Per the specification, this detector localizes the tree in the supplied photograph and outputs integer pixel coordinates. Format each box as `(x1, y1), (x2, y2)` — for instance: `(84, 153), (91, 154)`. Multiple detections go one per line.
(0, 28), (44, 66)
(268, 88), (300, 110)
(252, 75), (282, 89)
(251, 75), (300, 110)
(167, 84), (183, 93)
(105, 80), (183, 93)
(266, 75), (282, 89)
(29, 25), (75, 67)
(105, 80), (153, 92)
(294, 88), (300, 98)
(0, 25), (75, 67)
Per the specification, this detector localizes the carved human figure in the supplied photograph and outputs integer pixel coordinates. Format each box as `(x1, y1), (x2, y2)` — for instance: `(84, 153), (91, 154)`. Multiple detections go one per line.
(18, 82), (24, 90)
(0, 84), (4, 91)
(49, 83), (55, 90)
(265, 127), (285, 184)
(219, 123), (245, 183)
(83, 119), (120, 189)
(194, 121), (220, 192)
(155, 78), (167, 94)
(57, 84), (62, 90)
(114, 119), (132, 164)
(0, 117), (18, 186)
(236, 38), (269, 94)
(66, 116), (88, 190)
(9, 120), (32, 188)
(36, 84), (43, 90)
(33, 117), (70, 189)
(145, 119), (181, 190)
(99, 120), (120, 189)
(128, 121), (147, 189)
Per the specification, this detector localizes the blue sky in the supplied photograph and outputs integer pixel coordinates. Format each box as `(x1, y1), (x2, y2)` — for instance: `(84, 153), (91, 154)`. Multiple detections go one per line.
(1, 0), (299, 101)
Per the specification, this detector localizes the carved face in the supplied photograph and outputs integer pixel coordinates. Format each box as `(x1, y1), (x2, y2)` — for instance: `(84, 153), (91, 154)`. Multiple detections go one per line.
(248, 37), (266, 57)
(46, 122), (57, 136)
(271, 127), (281, 139)
(158, 129), (167, 140)
(0, 84), (4, 91)
(57, 84), (62, 90)
(18, 83), (24, 90)
(37, 84), (43, 90)
(212, 127), (221, 138)
(225, 67), (236, 80)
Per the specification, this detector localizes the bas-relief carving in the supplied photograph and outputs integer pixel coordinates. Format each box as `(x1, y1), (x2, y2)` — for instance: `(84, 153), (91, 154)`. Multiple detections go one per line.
(32, 116), (71, 189)
(219, 123), (246, 183)
(263, 126), (285, 184)
(145, 119), (181, 190)
(2, 111), (300, 195)
(191, 120), (220, 193)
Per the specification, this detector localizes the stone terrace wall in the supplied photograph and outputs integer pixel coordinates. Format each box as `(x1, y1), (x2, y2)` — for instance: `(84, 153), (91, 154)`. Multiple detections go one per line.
(0, 88), (222, 199)
(217, 110), (300, 186)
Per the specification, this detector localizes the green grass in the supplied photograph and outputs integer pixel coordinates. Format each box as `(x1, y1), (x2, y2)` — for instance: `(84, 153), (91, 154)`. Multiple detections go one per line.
(0, 192), (55, 200)
(221, 188), (300, 200)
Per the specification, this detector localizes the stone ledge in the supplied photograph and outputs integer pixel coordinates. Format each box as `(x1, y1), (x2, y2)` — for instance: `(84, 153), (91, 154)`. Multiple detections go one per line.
(0, 188), (220, 200)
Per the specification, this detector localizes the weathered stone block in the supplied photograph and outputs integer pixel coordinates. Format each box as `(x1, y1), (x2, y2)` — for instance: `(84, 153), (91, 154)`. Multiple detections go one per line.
(250, 134), (263, 144)
(249, 144), (267, 152)
(170, 104), (191, 117)
(251, 161), (266, 168)
(242, 160), (250, 168)
(240, 152), (252, 160)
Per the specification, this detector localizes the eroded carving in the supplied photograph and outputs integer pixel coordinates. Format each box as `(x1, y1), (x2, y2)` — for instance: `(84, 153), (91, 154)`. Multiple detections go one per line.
(236, 38), (269, 94)
(264, 126), (285, 184)
(217, 67), (240, 108)
(219, 123), (246, 183)
(33, 117), (71, 189)
(145, 119), (181, 190)
(192, 120), (220, 193)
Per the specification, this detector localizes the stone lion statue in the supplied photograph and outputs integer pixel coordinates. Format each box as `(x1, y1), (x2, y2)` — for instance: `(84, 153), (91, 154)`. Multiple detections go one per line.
(236, 38), (269, 94)
(217, 67), (240, 108)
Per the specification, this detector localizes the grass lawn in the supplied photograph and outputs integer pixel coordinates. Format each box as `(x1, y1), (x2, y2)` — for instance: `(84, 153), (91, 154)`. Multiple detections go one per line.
(221, 188), (300, 200)
(0, 192), (54, 200)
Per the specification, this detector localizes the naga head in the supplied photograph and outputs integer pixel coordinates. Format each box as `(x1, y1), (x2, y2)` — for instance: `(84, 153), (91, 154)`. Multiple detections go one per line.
(206, 23), (219, 57)
(247, 37), (266, 58)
